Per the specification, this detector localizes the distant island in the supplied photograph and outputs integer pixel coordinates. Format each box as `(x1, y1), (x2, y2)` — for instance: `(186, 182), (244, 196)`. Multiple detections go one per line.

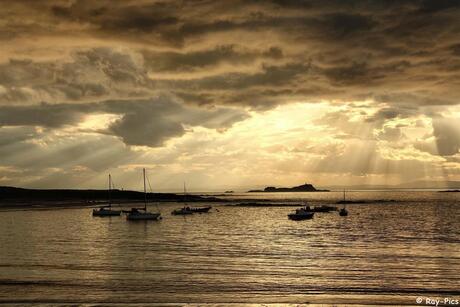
(438, 189), (460, 193)
(248, 183), (329, 192)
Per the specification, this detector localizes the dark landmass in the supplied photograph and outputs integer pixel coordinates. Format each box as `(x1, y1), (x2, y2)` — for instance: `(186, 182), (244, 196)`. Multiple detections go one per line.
(336, 200), (365, 204)
(0, 186), (223, 209)
(438, 189), (460, 193)
(336, 199), (396, 204)
(227, 202), (303, 207)
(224, 190), (234, 193)
(248, 183), (329, 192)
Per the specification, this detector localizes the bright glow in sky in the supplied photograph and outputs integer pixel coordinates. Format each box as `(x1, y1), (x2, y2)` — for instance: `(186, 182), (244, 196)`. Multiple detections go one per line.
(1, 1), (460, 190)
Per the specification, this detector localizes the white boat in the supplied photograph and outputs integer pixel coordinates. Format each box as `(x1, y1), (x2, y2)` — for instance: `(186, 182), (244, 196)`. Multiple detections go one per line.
(126, 168), (161, 221)
(93, 174), (121, 217)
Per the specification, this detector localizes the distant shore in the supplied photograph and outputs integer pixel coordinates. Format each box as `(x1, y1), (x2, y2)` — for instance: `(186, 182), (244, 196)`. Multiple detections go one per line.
(0, 186), (224, 210)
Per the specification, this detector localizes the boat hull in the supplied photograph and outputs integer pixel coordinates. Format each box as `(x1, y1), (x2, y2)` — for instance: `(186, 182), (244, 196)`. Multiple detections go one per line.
(311, 205), (337, 212)
(92, 209), (122, 216)
(191, 207), (211, 213)
(171, 209), (193, 215)
(127, 212), (161, 220)
(288, 212), (314, 220)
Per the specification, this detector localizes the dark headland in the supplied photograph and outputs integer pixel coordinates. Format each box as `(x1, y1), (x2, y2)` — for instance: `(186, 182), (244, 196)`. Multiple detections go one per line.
(0, 186), (222, 209)
(248, 183), (329, 192)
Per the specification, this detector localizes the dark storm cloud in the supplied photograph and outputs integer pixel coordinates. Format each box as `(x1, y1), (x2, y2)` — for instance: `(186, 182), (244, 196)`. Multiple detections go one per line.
(0, 97), (248, 147)
(50, 1), (180, 32)
(0, 103), (90, 127)
(106, 97), (248, 147)
(0, 48), (150, 104)
(158, 62), (311, 90)
(143, 45), (282, 72)
(1, 0), (460, 149)
(2, 0), (460, 109)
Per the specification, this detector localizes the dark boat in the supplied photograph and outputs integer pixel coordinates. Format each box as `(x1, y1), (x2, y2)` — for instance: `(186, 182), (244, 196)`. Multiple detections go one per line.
(338, 190), (349, 216)
(126, 169), (161, 221)
(339, 207), (348, 216)
(288, 206), (315, 220)
(172, 183), (212, 215)
(308, 205), (337, 212)
(171, 206), (193, 215)
(93, 174), (121, 217)
(172, 183), (195, 215)
(190, 206), (212, 213)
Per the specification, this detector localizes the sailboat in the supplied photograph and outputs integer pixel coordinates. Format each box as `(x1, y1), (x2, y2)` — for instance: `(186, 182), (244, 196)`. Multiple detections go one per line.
(92, 174), (122, 216)
(126, 168), (161, 221)
(171, 183), (194, 215)
(339, 189), (349, 216)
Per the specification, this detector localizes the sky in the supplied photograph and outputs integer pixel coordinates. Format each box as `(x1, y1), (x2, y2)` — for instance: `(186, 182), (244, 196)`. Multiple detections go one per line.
(0, 0), (459, 191)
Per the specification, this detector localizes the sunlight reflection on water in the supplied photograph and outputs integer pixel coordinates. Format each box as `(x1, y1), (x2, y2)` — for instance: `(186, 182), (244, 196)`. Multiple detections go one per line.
(0, 191), (459, 305)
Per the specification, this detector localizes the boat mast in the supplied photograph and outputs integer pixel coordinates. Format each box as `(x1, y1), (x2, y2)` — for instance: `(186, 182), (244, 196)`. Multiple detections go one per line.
(143, 168), (147, 211)
(183, 182), (187, 207)
(108, 174), (112, 208)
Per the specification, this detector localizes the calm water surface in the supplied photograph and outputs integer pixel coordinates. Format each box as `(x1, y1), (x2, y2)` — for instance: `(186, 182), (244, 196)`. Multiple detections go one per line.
(0, 191), (459, 305)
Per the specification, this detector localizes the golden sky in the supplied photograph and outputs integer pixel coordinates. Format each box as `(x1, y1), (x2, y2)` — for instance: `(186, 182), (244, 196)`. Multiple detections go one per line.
(0, 1), (459, 190)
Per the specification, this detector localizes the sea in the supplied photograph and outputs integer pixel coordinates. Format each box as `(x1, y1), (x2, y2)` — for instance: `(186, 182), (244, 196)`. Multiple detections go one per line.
(0, 191), (459, 306)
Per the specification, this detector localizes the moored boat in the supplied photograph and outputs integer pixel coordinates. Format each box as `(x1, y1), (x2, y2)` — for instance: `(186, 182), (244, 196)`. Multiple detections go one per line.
(288, 206), (315, 220)
(93, 207), (121, 216)
(190, 206), (212, 213)
(126, 168), (161, 221)
(93, 174), (121, 217)
(311, 205), (337, 212)
(339, 207), (348, 216)
(171, 183), (212, 215)
(126, 207), (161, 220)
(338, 189), (349, 216)
(171, 206), (193, 215)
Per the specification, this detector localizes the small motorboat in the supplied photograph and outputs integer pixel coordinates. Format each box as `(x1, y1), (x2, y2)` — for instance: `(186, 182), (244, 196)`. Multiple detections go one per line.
(288, 206), (315, 221)
(190, 206), (212, 213)
(311, 205), (337, 212)
(171, 206), (193, 215)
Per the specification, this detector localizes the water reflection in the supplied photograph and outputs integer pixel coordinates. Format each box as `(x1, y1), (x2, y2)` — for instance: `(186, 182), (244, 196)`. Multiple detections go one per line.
(0, 192), (459, 305)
